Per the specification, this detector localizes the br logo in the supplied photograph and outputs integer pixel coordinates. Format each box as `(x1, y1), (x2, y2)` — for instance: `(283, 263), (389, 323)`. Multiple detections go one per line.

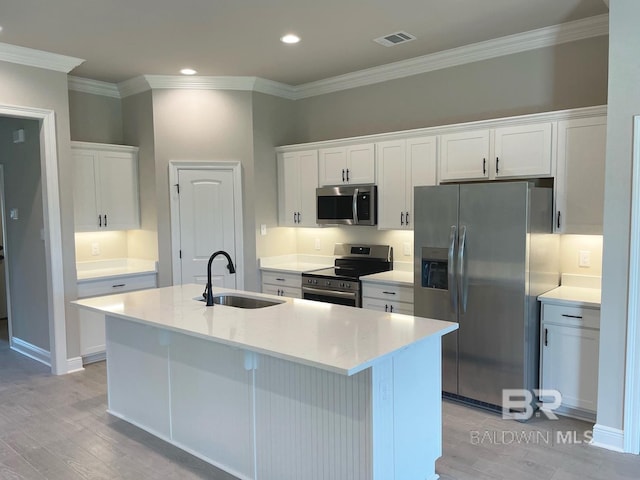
(502, 389), (562, 420)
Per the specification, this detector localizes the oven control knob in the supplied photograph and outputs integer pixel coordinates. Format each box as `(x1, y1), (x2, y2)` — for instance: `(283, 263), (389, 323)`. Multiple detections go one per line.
(326, 281), (331, 286)
(313, 279), (318, 285)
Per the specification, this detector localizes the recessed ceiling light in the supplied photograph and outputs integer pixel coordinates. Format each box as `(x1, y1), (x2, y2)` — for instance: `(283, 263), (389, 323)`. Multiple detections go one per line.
(180, 68), (197, 75)
(280, 34), (300, 44)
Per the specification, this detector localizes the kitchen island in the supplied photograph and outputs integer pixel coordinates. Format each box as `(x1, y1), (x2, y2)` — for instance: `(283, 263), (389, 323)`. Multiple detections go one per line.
(73, 284), (457, 480)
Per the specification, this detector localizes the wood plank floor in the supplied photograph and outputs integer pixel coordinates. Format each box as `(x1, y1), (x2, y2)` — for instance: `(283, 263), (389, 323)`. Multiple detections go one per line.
(1, 330), (639, 479)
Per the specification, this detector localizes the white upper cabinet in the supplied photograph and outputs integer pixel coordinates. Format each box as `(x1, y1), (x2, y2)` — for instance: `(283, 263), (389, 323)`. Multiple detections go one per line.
(554, 116), (607, 234)
(72, 142), (140, 231)
(439, 122), (552, 182)
(493, 123), (553, 178)
(318, 143), (375, 186)
(278, 150), (318, 227)
(377, 136), (437, 230)
(439, 129), (490, 181)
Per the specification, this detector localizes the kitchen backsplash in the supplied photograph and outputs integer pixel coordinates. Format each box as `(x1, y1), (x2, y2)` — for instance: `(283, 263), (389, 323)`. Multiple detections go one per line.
(75, 231), (129, 262)
(263, 228), (603, 278)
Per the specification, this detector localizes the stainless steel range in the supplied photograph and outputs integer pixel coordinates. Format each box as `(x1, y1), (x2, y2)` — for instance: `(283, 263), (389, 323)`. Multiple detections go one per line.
(302, 244), (393, 307)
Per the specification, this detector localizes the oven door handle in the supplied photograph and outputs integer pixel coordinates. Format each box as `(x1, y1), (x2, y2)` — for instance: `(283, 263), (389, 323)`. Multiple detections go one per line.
(302, 287), (358, 299)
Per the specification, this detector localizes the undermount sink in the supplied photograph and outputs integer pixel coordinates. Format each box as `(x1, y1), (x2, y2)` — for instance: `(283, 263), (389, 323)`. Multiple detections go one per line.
(196, 293), (284, 309)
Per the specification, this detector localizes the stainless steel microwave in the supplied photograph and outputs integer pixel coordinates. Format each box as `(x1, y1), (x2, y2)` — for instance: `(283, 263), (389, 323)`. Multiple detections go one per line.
(316, 185), (377, 225)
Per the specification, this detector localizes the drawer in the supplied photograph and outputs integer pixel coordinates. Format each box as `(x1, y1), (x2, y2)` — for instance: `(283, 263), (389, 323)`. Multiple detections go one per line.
(262, 284), (302, 299)
(542, 303), (600, 330)
(362, 297), (413, 315)
(261, 271), (302, 288)
(78, 273), (157, 298)
(361, 283), (414, 304)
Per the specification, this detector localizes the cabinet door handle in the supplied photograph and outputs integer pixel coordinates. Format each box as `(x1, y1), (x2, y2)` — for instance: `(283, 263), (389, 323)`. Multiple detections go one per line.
(400, 212), (405, 225)
(104, 214), (108, 227)
(342, 169), (345, 182)
(482, 158), (486, 175)
(98, 215), (102, 227)
(112, 283), (126, 288)
(385, 304), (388, 312)
(557, 211), (561, 229)
(405, 211), (410, 226)
(390, 305), (394, 313)
(544, 328), (549, 346)
(382, 291), (396, 295)
(561, 314), (583, 319)
(346, 168), (350, 182)
(297, 212), (301, 223)
(496, 157), (499, 174)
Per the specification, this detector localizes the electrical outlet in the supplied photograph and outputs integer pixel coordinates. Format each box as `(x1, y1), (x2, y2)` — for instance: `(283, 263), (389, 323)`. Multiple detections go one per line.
(578, 250), (591, 268)
(260, 224), (267, 236)
(403, 242), (412, 256)
(314, 238), (321, 250)
(91, 242), (101, 256)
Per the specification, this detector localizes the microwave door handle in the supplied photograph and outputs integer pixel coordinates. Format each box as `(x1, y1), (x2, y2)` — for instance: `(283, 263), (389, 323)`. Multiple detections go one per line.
(448, 225), (458, 315)
(352, 188), (359, 224)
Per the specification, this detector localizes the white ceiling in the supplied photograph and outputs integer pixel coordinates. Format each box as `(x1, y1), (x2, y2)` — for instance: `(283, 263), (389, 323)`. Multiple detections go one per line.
(0, 0), (608, 85)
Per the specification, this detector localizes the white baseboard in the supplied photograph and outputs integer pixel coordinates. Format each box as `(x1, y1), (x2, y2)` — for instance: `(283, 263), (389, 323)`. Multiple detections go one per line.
(66, 356), (84, 373)
(591, 424), (625, 452)
(10, 337), (51, 366)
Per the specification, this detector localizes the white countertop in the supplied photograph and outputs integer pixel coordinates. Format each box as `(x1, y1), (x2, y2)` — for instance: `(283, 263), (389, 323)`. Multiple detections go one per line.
(77, 258), (158, 282)
(361, 270), (414, 286)
(538, 286), (601, 308)
(259, 254), (334, 273)
(73, 284), (457, 376)
(538, 274), (601, 308)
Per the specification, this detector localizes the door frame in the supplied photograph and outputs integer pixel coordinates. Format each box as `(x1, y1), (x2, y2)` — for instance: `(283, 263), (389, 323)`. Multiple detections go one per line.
(169, 161), (245, 290)
(624, 116), (640, 454)
(0, 104), (67, 375)
(0, 166), (12, 342)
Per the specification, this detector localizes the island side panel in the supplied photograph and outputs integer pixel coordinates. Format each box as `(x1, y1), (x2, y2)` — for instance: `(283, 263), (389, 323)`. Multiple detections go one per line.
(169, 334), (255, 480)
(105, 316), (171, 438)
(254, 355), (373, 480)
(372, 335), (443, 480)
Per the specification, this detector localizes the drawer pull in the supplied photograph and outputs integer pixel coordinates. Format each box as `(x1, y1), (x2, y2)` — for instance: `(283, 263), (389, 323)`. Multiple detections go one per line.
(112, 283), (126, 288)
(382, 291), (396, 295)
(275, 278), (286, 282)
(544, 328), (548, 346)
(561, 314), (583, 319)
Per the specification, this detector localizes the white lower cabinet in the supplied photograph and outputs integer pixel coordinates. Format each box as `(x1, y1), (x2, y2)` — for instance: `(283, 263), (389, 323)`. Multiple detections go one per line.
(539, 303), (600, 420)
(78, 272), (157, 363)
(362, 281), (414, 315)
(261, 270), (302, 298)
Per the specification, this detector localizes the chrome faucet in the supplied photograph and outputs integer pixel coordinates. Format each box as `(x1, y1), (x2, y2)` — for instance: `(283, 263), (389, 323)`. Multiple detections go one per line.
(204, 250), (236, 306)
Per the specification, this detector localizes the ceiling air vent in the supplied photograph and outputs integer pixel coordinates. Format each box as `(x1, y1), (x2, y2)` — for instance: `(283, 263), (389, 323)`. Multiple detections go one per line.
(373, 31), (416, 47)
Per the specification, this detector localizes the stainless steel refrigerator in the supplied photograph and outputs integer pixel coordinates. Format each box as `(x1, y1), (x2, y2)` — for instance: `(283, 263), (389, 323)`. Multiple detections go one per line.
(413, 182), (559, 408)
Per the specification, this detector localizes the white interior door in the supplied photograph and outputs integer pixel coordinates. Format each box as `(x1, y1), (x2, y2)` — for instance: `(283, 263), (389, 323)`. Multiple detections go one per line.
(177, 169), (237, 288)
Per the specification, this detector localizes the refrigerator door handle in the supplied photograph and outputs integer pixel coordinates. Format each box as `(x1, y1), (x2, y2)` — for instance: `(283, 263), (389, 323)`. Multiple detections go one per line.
(448, 225), (458, 315)
(458, 225), (468, 314)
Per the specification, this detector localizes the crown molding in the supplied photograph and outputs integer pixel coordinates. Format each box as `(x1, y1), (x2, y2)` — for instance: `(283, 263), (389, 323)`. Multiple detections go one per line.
(117, 76), (151, 98)
(68, 13), (608, 100)
(290, 13), (609, 99)
(68, 76), (120, 98)
(0, 42), (84, 73)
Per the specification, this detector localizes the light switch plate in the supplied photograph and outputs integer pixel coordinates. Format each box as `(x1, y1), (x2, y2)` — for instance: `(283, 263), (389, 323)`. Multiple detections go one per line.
(91, 242), (100, 256)
(314, 238), (321, 250)
(403, 242), (412, 256)
(579, 250), (591, 268)
(260, 224), (267, 236)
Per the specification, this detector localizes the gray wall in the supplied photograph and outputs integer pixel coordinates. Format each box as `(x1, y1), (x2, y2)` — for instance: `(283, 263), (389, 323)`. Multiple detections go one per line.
(251, 92), (298, 259)
(0, 118), (49, 350)
(148, 89), (257, 289)
(122, 91), (158, 262)
(598, 0), (637, 435)
(293, 36), (608, 142)
(69, 90), (123, 143)
(0, 61), (78, 358)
